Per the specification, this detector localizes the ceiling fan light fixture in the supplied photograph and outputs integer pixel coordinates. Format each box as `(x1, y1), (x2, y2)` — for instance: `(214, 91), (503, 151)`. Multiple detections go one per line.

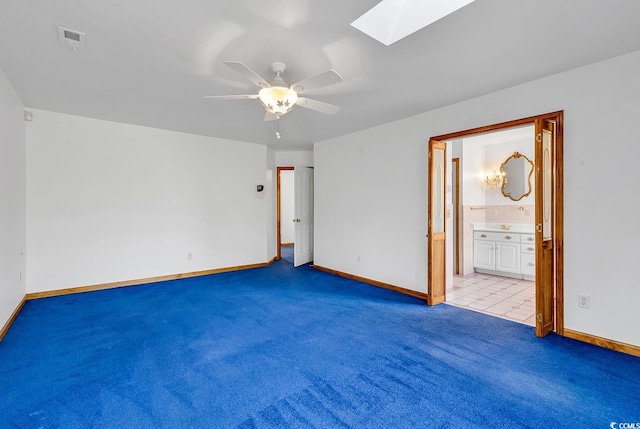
(258, 86), (298, 116)
(205, 61), (341, 120)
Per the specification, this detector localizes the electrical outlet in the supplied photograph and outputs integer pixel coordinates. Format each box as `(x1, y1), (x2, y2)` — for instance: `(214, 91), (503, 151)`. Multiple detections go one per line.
(578, 294), (590, 309)
(357, 255), (361, 263)
(187, 252), (193, 260)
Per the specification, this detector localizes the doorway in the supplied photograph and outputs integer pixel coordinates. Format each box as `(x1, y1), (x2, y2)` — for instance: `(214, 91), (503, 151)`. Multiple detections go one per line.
(277, 166), (294, 263)
(427, 112), (564, 338)
(449, 128), (536, 325)
(276, 166), (315, 267)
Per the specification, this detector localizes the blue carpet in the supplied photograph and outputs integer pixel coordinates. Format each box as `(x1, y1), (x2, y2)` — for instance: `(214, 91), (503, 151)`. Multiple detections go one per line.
(281, 245), (294, 264)
(1, 260), (638, 428)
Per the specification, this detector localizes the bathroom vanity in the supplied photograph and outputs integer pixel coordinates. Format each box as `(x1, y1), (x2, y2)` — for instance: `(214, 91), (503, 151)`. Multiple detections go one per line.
(473, 223), (535, 280)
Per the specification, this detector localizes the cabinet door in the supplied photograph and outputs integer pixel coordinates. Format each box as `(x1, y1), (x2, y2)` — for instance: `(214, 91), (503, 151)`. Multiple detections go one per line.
(496, 242), (521, 273)
(474, 240), (495, 270)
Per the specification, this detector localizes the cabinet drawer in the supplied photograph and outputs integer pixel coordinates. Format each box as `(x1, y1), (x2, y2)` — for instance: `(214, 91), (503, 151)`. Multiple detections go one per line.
(520, 234), (535, 244)
(521, 253), (535, 276)
(521, 243), (536, 254)
(474, 231), (519, 242)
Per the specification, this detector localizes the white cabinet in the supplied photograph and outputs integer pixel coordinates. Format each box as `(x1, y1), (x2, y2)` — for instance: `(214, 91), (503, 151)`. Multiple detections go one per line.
(474, 230), (533, 279)
(473, 239), (495, 270)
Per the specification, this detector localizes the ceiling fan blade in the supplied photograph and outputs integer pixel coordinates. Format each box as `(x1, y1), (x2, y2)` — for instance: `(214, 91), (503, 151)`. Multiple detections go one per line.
(264, 111), (279, 121)
(224, 61), (271, 89)
(203, 94), (259, 100)
(290, 70), (343, 94)
(296, 97), (340, 115)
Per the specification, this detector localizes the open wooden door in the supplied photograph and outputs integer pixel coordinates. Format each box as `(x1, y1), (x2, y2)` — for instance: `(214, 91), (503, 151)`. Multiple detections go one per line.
(535, 119), (555, 337)
(293, 167), (314, 267)
(427, 139), (446, 305)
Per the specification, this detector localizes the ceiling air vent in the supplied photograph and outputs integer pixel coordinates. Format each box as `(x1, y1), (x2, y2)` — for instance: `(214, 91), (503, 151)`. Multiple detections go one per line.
(57, 26), (85, 51)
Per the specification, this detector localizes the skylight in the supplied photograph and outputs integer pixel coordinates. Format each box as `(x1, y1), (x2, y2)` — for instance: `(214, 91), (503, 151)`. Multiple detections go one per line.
(351, 0), (476, 46)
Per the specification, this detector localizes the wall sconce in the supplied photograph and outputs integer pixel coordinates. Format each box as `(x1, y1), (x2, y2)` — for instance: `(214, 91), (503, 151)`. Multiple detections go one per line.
(485, 170), (505, 188)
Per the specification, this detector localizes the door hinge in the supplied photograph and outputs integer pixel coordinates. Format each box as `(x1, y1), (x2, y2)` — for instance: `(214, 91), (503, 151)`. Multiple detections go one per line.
(536, 313), (542, 322)
(536, 133), (542, 143)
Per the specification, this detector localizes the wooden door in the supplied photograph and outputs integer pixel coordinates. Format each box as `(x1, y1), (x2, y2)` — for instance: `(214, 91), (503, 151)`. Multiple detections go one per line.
(535, 119), (555, 337)
(428, 140), (446, 305)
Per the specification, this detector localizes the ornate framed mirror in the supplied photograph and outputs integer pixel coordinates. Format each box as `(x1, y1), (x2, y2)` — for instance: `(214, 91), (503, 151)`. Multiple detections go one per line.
(500, 151), (534, 201)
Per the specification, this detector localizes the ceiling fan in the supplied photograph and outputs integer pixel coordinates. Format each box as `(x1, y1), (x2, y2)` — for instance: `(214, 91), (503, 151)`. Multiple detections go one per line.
(204, 61), (343, 121)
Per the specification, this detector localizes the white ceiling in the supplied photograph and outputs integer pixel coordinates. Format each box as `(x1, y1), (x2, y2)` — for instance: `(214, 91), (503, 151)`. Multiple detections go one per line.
(1, 0), (640, 151)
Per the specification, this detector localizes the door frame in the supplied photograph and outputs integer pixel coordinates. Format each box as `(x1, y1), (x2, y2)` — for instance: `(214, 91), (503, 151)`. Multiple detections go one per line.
(428, 111), (564, 335)
(276, 166), (294, 261)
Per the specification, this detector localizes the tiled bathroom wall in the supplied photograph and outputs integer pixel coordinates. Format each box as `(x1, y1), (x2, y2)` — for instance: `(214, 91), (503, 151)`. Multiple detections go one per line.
(484, 204), (535, 223)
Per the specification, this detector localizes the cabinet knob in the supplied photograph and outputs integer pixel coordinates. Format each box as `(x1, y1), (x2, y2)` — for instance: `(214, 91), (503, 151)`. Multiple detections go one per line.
(528, 263), (535, 266)
(480, 234), (487, 238)
(528, 247), (534, 251)
(505, 235), (511, 240)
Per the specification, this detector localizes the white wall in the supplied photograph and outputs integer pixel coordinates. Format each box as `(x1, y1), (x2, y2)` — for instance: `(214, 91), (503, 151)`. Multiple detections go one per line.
(266, 148), (276, 261)
(26, 110), (271, 293)
(0, 68), (26, 331)
(275, 151), (313, 167)
(315, 131), (426, 291)
(280, 170), (294, 243)
(315, 49), (640, 347)
(461, 140), (486, 206)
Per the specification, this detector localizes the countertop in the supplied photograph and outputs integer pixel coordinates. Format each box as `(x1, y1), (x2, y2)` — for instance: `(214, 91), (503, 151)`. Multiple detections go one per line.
(473, 223), (534, 234)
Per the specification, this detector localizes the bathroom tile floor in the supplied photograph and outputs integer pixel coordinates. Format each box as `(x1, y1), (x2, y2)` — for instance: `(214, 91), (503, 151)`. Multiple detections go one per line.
(446, 273), (536, 326)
